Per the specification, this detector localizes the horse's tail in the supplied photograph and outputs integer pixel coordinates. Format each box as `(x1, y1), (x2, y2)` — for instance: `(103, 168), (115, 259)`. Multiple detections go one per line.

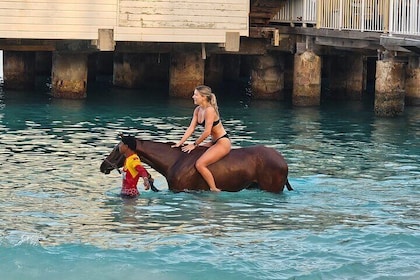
(285, 179), (293, 191)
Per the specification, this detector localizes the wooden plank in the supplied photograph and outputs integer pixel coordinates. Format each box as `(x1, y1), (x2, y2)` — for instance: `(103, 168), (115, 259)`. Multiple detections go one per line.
(115, 26), (248, 43)
(0, 19), (246, 32)
(1, 0), (116, 4)
(0, 23), (101, 37)
(0, 29), (98, 40)
(119, 2), (246, 11)
(119, 7), (248, 17)
(0, 2), (116, 12)
(119, 20), (247, 30)
(120, 0), (247, 6)
(115, 32), (226, 43)
(0, 44), (56, 51)
(0, 16), (115, 26)
(0, 9), (116, 19)
(116, 26), (248, 36)
(122, 14), (247, 24)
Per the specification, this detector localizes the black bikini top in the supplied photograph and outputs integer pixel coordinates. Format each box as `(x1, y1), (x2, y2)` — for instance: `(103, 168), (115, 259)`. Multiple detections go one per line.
(198, 119), (220, 127)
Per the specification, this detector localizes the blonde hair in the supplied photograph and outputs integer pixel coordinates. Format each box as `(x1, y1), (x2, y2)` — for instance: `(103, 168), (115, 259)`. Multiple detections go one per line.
(195, 85), (219, 116)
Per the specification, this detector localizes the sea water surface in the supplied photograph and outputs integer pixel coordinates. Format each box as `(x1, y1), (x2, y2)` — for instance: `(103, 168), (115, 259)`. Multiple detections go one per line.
(0, 84), (419, 280)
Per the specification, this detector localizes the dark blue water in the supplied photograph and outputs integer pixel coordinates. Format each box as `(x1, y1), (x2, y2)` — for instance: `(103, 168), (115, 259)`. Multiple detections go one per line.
(0, 85), (419, 280)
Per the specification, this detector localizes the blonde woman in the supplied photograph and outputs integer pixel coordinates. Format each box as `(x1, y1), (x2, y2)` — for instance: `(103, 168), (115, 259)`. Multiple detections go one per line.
(172, 85), (231, 192)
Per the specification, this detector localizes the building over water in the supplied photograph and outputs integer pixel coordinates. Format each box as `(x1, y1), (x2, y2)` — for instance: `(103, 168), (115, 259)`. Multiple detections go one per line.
(0, 0), (419, 116)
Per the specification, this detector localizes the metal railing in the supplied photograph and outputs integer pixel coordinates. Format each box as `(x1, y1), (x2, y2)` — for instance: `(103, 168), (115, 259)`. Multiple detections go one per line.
(389, 0), (420, 35)
(272, 0), (317, 26)
(272, 0), (420, 36)
(317, 0), (390, 33)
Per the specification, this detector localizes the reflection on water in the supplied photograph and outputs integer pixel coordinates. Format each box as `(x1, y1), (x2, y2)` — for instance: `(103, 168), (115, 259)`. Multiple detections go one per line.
(0, 87), (419, 279)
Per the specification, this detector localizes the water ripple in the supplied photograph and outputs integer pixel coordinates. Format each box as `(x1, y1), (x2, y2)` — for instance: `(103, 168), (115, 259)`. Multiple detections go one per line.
(0, 91), (419, 279)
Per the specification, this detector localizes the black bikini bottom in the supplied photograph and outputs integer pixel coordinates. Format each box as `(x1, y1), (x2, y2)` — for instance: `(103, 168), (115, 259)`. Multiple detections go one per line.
(212, 134), (229, 144)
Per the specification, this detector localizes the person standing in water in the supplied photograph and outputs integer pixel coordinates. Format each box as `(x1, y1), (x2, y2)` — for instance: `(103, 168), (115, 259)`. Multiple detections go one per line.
(172, 85), (231, 192)
(119, 136), (150, 197)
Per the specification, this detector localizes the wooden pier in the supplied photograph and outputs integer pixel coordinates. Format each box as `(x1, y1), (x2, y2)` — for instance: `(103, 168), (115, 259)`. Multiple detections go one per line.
(0, 0), (419, 116)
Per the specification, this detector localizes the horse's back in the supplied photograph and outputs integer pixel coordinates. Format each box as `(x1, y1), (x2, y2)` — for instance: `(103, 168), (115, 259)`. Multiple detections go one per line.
(231, 145), (287, 163)
(150, 141), (289, 192)
(216, 145), (288, 181)
(173, 143), (287, 173)
(252, 145), (288, 171)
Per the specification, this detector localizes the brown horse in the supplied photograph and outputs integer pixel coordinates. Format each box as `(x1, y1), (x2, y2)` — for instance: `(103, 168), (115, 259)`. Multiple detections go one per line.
(100, 138), (293, 193)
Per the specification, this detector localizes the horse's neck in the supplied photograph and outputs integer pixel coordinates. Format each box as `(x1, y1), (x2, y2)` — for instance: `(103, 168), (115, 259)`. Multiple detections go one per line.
(136, 140), (180, 176)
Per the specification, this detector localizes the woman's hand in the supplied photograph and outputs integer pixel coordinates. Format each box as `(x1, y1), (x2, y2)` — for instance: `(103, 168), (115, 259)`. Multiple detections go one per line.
(171, 142), (182, 148)
(181, 143), (196, 153)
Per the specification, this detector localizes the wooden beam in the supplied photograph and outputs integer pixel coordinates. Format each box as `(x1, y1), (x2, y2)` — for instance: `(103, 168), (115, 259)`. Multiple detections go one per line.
(0, 45), (55, 51)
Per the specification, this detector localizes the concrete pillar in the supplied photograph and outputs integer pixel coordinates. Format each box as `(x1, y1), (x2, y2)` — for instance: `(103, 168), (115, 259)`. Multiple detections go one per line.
(293, 50), (321, 106)
(204, 54), (224, 89)
(374, 60), (405, 117)
(51, 52), (88, 99)
(405, 57), (420, 106)
(250, 54), (284, 100)
(329, 53), (364, 99)
(169, 49), (204, 98)
(3, 51), (35, 89)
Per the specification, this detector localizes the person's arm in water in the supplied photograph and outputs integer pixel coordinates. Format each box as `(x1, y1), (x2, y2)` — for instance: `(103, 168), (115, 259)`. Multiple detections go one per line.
(135, 164), (150, 190)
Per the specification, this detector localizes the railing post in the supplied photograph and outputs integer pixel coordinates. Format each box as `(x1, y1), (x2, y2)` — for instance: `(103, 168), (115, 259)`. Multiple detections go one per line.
(339, 0), (343, 30)
(410, 0), (419, 35)
(414, 2), (420, 36)
(383, 0), (389, 33)
(316, 0), (321, 29)
(389, 0), (394, 35)
(289, 0), (294, 27)
(361, 0), (365, 32)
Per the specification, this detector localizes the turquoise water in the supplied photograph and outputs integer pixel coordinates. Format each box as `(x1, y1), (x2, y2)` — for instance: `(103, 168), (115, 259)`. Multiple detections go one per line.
(0, 85), (419, 280)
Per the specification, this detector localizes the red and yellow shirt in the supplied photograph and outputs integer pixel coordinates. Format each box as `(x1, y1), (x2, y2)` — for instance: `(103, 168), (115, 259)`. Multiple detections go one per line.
(121, 154), (148, 196)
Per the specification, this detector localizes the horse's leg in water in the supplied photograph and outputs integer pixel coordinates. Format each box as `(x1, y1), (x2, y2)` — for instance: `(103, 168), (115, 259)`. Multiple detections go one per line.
(259, 178), (293, 193)
(257, 173), (286, 193)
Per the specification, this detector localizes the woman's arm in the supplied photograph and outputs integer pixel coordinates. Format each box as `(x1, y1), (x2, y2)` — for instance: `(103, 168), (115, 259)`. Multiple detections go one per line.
(172, 107), (199, 147)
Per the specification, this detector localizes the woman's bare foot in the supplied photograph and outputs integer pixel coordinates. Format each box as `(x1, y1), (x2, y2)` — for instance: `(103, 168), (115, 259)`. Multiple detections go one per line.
(210, 187), (221, 192)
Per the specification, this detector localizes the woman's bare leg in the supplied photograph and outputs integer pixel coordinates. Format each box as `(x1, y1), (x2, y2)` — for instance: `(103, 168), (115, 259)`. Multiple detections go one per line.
(195, 139), (230, 191)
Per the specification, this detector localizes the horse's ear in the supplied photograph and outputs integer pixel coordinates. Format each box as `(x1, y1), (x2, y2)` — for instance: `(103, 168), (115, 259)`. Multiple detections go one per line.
(118, 132), (124, 139)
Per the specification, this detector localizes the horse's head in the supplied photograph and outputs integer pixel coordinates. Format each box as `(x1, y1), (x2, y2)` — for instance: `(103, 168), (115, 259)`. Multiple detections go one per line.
(100, 143), (125, 174)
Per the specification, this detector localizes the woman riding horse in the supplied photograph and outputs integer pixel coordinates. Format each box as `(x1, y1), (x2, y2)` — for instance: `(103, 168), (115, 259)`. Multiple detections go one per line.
(171, 85), (231, 192)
